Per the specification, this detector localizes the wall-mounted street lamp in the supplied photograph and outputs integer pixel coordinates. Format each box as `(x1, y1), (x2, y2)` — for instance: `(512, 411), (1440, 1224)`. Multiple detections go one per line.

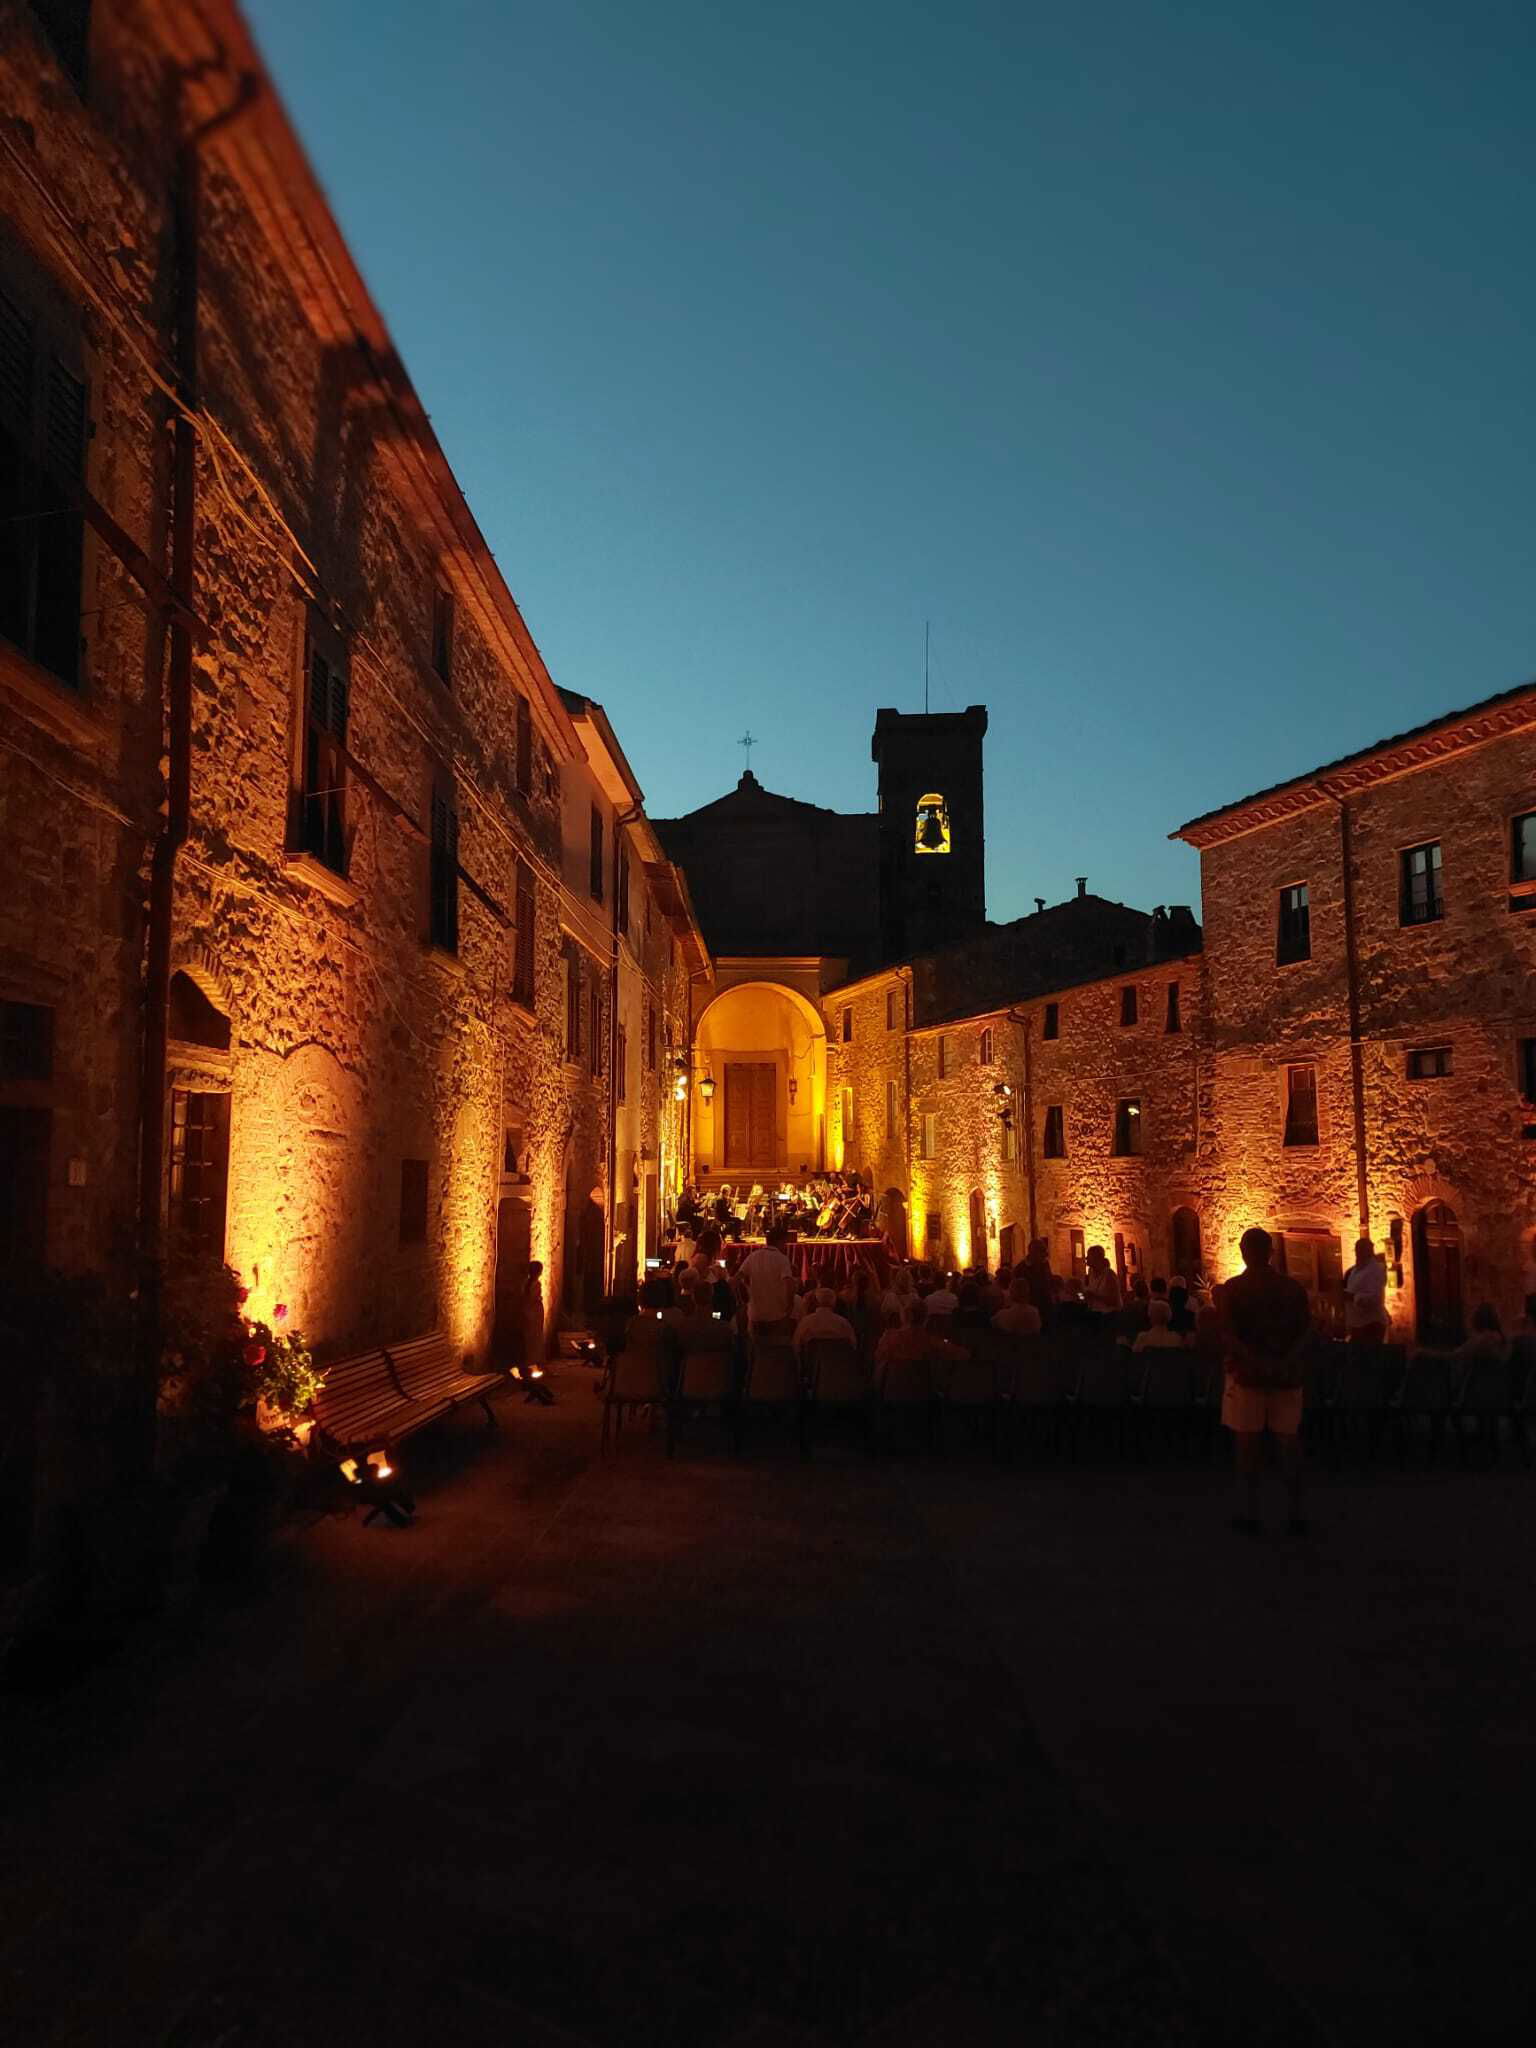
(699, 1073), (717, 1104)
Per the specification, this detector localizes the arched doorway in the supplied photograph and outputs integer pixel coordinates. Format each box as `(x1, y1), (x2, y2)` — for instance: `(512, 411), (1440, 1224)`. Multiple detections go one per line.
(1413, 1202), (1463, 1346)
(968, 1189), (986, 1268)
(492, 1197), (532, 1364)
(1171, 1206), (1203, 1285)
(878, 1185), (908, 1257)
(563, 1169), (606, 1319)
(694, 981), (827, 1176)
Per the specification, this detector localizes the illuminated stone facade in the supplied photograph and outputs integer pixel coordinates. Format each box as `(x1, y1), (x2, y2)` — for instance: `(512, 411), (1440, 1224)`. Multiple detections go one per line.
(0, 1), (704, 1363)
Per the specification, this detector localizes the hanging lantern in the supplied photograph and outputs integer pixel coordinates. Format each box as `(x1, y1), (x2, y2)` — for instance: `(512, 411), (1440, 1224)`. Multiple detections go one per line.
(699, 1073), (716, 1103)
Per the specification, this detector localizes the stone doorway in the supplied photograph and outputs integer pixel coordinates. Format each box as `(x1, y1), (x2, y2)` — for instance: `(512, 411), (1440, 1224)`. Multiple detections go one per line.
(1413, 1201), (1464, 1347)
(492, 1196), (531, 1364)
(1171, 1206), (1203, 1285)
(724, 1061), (776, 1169)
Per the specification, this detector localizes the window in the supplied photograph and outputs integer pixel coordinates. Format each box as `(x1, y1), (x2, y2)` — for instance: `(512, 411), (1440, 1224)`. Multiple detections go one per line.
(925, 1209), (942, 1246)
(1042, 1105), (1066, 1158)
(27, 3), (91, 90)
(979, 1026), (993, 1065)
(1043, 1002), (1059, 1041)
(515, 695), (532, 797)
(885, 1078), (898, 1140)
(1276, 884), (1311, 965)
(1521, 1038), (1536, 1107)
(1512, 812), (1536, 888)
(645, 1000), (656, 1073)
(616, 849), (630, 939)
(0, 284), (87, 685)
(914, 792), (950, 854)
(300, 637), (349, 874)
(0, 1104), (50, 1267)
(1407, 1045), (1452, 1080)
(969, 1189), (986, 1255)
(1068, 1228), (1086, 1285)
(503, 1126), (523, 1175)
(1112, 1098), (1143, 1156)
(589, 982), (603, 1078)
(429, 782), (460, 953)
(841, 1005), (853, 1044)
(168, 1090), (229, 1256)
(564, 945), (582, 1062)
(1400, 841), (1442, 925)
(616, 1024), (627, 1103)
(1283, 1064), (1319, 1147)
(431, 586), (454, 685)
(512, 860), (535, 1008)
(1001, 1114), (1016, 1162)
(1165, 982), (1181, 1034)
(919, 1112), (937, 1159)
(398, 1158), (429, 1245)
(841, 1085), (854, 1151)
(886, 988), (897, 1030)
(936, 1034), (949, 1079)
(589, 805), (604, 902)
(1, 999), (53, 1080)
(1119, 986), (1138, 1027)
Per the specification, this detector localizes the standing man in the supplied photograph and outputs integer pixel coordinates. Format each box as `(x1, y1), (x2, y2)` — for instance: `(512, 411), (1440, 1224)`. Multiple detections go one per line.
(736, 1224), (797, 1339)
(1083, 1245), (1122, 1316)
(1343, 1235), (1389, 1346)
(1220, 1228), (1313, 1535)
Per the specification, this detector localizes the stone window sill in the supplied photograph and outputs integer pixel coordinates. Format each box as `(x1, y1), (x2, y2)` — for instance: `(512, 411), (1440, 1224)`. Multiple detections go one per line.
(0, 638), (103, 750)
(283, 850), (359, 909)
(424, 942), (466, 979)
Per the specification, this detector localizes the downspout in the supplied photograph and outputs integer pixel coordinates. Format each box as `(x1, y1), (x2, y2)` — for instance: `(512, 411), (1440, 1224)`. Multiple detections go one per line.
(1012, 1004), (1038, 1246)
(607, 807), (642, 1293)
(1331, 792), (1371, 1234)
(138, 73), (258, 1371)
(902, 972), (913, 1248)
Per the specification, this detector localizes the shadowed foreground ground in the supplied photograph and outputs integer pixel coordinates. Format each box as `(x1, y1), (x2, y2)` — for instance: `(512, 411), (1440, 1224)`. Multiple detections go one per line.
(2, 1372), (1532, 2045)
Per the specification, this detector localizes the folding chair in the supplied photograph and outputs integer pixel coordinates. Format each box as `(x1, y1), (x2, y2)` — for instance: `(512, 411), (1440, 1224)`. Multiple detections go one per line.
(739, 1334), (806, 1456)
(599, 1323), (673, 1454)
(668, 1325), (738, 1457)
(1132, 1348), (1199, 1457)
(803, 1339), (870, 1455)
(1454, 1354), (1516, 1466)
(1390, 1351), (1452, 1466)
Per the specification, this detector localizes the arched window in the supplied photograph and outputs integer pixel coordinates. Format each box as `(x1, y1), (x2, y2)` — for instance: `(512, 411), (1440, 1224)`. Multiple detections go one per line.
(168, 971), (230, 1051)
(914, 793), (950, 855)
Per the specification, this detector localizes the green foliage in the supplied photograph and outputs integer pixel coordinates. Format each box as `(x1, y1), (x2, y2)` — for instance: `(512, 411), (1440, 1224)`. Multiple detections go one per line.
(158, 1253), (325, 1429)
(245, 1321), (325, 1420)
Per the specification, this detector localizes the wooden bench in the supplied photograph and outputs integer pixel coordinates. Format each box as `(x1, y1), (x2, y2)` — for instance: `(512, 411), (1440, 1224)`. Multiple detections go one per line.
(384, 1333), (505, 1430)
(311, 1334), (504, 1457)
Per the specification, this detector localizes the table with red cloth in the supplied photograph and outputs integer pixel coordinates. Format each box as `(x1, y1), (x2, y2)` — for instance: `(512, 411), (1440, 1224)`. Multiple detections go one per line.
(722, 1236), (891, 1291)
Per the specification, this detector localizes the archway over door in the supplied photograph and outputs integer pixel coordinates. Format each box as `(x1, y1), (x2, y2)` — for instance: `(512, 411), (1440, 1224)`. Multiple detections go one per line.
(694, 981), (826, 1175)
(563, 1167), (606, 1320)
(1413, 1201), (1463, 1346)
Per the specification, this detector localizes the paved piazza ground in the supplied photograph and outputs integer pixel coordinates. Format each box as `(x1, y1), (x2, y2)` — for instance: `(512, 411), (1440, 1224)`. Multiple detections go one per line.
(2, 1373), (1532, 2046)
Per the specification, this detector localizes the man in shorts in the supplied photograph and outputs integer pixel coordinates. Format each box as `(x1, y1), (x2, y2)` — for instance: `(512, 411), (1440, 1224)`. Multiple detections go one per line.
(1220, 1226), (1313, 1535)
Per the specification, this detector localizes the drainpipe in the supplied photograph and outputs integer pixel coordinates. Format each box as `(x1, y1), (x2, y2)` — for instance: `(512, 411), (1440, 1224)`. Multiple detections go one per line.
(1012, 1004), (1038, 1246)
(137, 74), (258, 1395)
(1331, 792), (1371, 1234)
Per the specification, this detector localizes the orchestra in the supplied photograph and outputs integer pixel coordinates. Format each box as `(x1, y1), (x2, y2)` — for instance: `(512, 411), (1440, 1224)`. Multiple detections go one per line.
(675, 1171), (875, 1245)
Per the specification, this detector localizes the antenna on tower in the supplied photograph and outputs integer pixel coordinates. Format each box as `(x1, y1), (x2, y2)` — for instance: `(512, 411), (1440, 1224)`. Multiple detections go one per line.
(924, 618), (930, 715)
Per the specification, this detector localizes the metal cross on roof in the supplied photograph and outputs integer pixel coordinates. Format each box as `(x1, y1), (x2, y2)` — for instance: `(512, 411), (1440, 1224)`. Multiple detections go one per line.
(739, 729), (757, 773)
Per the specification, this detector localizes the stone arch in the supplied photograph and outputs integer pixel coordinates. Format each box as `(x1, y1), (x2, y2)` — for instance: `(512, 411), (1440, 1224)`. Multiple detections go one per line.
(694, 980), (827, 1176)
(169, 946), (237, 1029)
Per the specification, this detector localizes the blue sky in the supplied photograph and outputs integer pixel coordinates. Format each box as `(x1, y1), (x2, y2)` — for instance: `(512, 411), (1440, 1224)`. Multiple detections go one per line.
(246, 0), (1534, 923)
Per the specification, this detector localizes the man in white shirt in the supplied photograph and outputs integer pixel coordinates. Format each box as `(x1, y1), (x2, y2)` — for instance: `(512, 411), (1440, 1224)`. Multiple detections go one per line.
(793, 1287), (857, 1352)
(736, 1226), (797, 1333)
(923, 1275), (960, 1320)
(1344, 1236), (1388, 1345)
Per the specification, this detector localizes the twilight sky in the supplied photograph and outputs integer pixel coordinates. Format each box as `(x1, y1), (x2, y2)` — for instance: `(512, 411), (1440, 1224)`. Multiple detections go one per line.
(246, 0), (1534, 924)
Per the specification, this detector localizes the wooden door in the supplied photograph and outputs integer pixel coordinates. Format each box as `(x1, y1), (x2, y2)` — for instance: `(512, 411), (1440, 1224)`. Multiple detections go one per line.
(1413, 1202), (1463, 1346)
(724, 1062), (776, 1168)
(1171, 1207), (1202, 1284)
(492, 1196), (531, 1360)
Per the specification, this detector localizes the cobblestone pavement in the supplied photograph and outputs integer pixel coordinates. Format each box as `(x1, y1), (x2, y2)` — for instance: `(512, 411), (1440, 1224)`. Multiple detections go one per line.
(2, 1374), (1531, 2045)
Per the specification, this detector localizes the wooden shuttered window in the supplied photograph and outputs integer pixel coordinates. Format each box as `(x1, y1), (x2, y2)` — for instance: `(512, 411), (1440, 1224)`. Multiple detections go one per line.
(429, 784), (460, 953)
(515, 695), (533, 797)
(301, 641), (349, 874)
(0, 286), (86, 686)
(512, 860), (536, 1008)
(168, 1089), (230, 1257)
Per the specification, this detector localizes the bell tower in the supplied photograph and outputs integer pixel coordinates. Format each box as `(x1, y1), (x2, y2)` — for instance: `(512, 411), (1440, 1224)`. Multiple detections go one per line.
(872, 704), (988, 962)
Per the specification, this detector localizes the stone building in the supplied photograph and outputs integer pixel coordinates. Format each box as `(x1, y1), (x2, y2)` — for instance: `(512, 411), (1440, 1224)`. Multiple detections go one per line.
(1177, 678), (1536, 1343)
(0, 0), (705, 1372)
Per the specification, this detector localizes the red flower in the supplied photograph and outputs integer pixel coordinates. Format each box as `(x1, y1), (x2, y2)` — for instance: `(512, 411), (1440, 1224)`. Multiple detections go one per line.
(274, 1304), (288, 1322)
(243, 1340), (267, 1367)
(236, 1286), (250, 1304)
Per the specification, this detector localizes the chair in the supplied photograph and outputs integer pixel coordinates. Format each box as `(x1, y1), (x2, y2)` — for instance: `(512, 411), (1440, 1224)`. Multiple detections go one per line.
(739, 1336), (806, 1456)
(940, 1332), (1004, 1457)
(668, 1323), (738, 1457)
(1390, 1352), (1452, 1466)
(1454, 1353), (1516, 1465)
(600, 1322), (673, 1454)
(804, 1339), (870, 1454)
(873, 1348), (936, 1453)
(1070, 1341), (1131, 1458)
(1330, 1345), (1390, 1464)
(1002, 1336), (1069, 1461)
(1132, 1347), (1199, 1456)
